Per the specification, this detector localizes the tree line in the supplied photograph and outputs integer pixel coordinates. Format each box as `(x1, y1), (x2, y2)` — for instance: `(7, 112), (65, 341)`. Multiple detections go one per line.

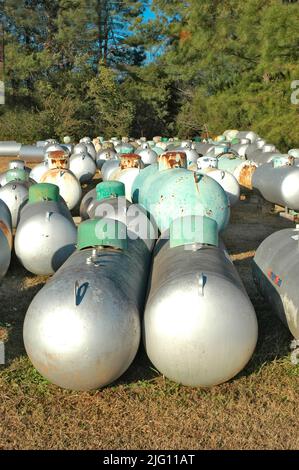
(0, 0), (298, 150)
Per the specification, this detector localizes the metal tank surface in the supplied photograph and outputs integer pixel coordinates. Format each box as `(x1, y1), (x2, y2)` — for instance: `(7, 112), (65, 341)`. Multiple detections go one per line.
(101, 159), (120, 181)
(19, 145), (45, 162)
(0, 160), (30, 186)
(96, 148), (118, 170)
(0, 200), (12, 280)
(196, 165), (240, 207)
(253, 227), (299, 339)
(252, 158), (299, 210)
(176, 142), (199, 168)
(40, 150), (82, 210)
(144, 216), (258, 387)
(109, 154), (144, 202)
(115, 143), (135, 154)
(0, 180), (30, 228)
(69, 152), (97, 183)
(30, 160), (49, 183)
(137, 143), (158, 165)
(85, 181), (158, 246)
(0, 141), (22, 156)
(15, 183), (77, 275)
(216, 153), (257, 190)
(23, 217), (153, 391)
(133, 152), (230, 234)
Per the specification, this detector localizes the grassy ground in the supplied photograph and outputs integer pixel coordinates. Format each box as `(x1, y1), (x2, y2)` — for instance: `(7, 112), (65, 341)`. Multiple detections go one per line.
(0, 157), (298, 449)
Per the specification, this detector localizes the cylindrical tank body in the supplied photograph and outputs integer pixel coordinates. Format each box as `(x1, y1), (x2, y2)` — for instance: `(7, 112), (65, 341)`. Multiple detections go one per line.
(101, 159), (120, 181)
(115, 143), (135, 154)
(252, 160), (299, 210)
(289, 149), (299, 159)
(0, 160), (30, 186)
(108, 154), (144, 203)
(40, 151), (82, 210)
(134, 153), (230, 233)
(176, 144), (199, 168)
(19, 145), (45, 162)
(15, 184), (77, 275)
(197, 167), (240, 207)
(216, 154), (257, 190)
(253, 227), (299, 339)
(96, 148), (118, 169)
(69, 152), (97, 183)
(23, 218), (153, 391)
(249, 149), (280, 166)
(137, 143), (157, 165)
(0, 200), (12, 280)
(0, 141), (22, 156)
(0, 181), (29, 228)
(30, 161), (49, 183)
(85, 142), (97, 161)
(144, 216), (258, 387)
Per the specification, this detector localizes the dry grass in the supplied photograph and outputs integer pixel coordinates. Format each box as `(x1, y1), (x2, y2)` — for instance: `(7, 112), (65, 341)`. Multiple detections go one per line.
(0, 179), (298, 450)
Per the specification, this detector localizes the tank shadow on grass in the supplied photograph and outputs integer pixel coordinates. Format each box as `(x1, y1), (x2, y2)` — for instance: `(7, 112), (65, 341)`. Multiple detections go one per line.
(0, 252), (48, 366)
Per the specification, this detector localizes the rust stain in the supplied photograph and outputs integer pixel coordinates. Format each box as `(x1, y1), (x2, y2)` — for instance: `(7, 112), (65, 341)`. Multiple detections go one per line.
(120, 154), (141, 169)
(159, 152), (187, 169)
(48, 150), (69, 170)
(239, 164), (257, 190)
(0, 220), (12, 248)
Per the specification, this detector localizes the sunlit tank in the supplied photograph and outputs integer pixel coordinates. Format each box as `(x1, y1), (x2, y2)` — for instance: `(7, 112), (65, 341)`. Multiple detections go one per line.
(253, 227), (299, 339)
(137, 143), (157, 165)
(144, 215), (258, 387)
(73, 143), (88, 155)
(0, 141), (22, 156)
(15, 184), (77, 275)
(252, 157), (299, 210)
(289, 149), (299, 159)
(96, 148), (118, 170)
(80, 181), (125, 221)
(101, 159), (120, 181)
(216, 152), (257, 190)
(249, 148), (280, 166)
(29, 145), (65, 184)
(30, 160), (49, 183)
(236, 131), (259, 143)
(197, 158), (240, 207)
(19, 145), (45, 163)
(80, 137), (92, 144)
(0, 170), (31, 228)
(115, 143), (135, 154)
(85, 142), (97, 161)
(69, 152), (97, 183)
(23, 217), (153, 391)
(0, 200), (12, 280)
(109, 154), (144, 202)
(40, 150), (82, 210)
(132, 152), (230, 233)
(0, 160), (31, 186)
(176, 143), (199, 168)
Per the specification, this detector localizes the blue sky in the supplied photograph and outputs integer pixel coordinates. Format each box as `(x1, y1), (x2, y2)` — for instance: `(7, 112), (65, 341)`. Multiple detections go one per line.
(144, 2), (155, 22)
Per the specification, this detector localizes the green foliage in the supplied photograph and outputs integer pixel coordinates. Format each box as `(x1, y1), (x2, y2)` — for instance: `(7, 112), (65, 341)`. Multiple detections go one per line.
(0, 0), (298, 147)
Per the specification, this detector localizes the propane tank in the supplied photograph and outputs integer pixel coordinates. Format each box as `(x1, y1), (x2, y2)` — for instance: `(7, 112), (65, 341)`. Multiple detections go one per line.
(83, 181), (158, 242)
(0, 200), (12, 280)
(40, 150), (82, 210)
(216, 152), (257, 190)
(0, 141), (22, 157)
(80, 181), (125, 221)
(197, 163), (240, 207)
(253, 227), (299, 339)
(144, 215), (258, 387)
(132, 152), (230, 233)
(15, 184), (77, 275)
(115, 143), (135, 154)
(0, 171), (31, 228)
(252, 157), (299, 210)
(23, 217), (153, 391)
(0, 160), (31, 186)
(288, 149), (299, 159)
(96, 148), (118, 170)
(69, 151), (97, 183)
(137, 143), (158, 165)
(109, 154), (144, 202)
(85, 142), (97, 161)
(30, 160), (49, 183)
(176, 142), (199, 168)
(73, 143), (88, 155)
